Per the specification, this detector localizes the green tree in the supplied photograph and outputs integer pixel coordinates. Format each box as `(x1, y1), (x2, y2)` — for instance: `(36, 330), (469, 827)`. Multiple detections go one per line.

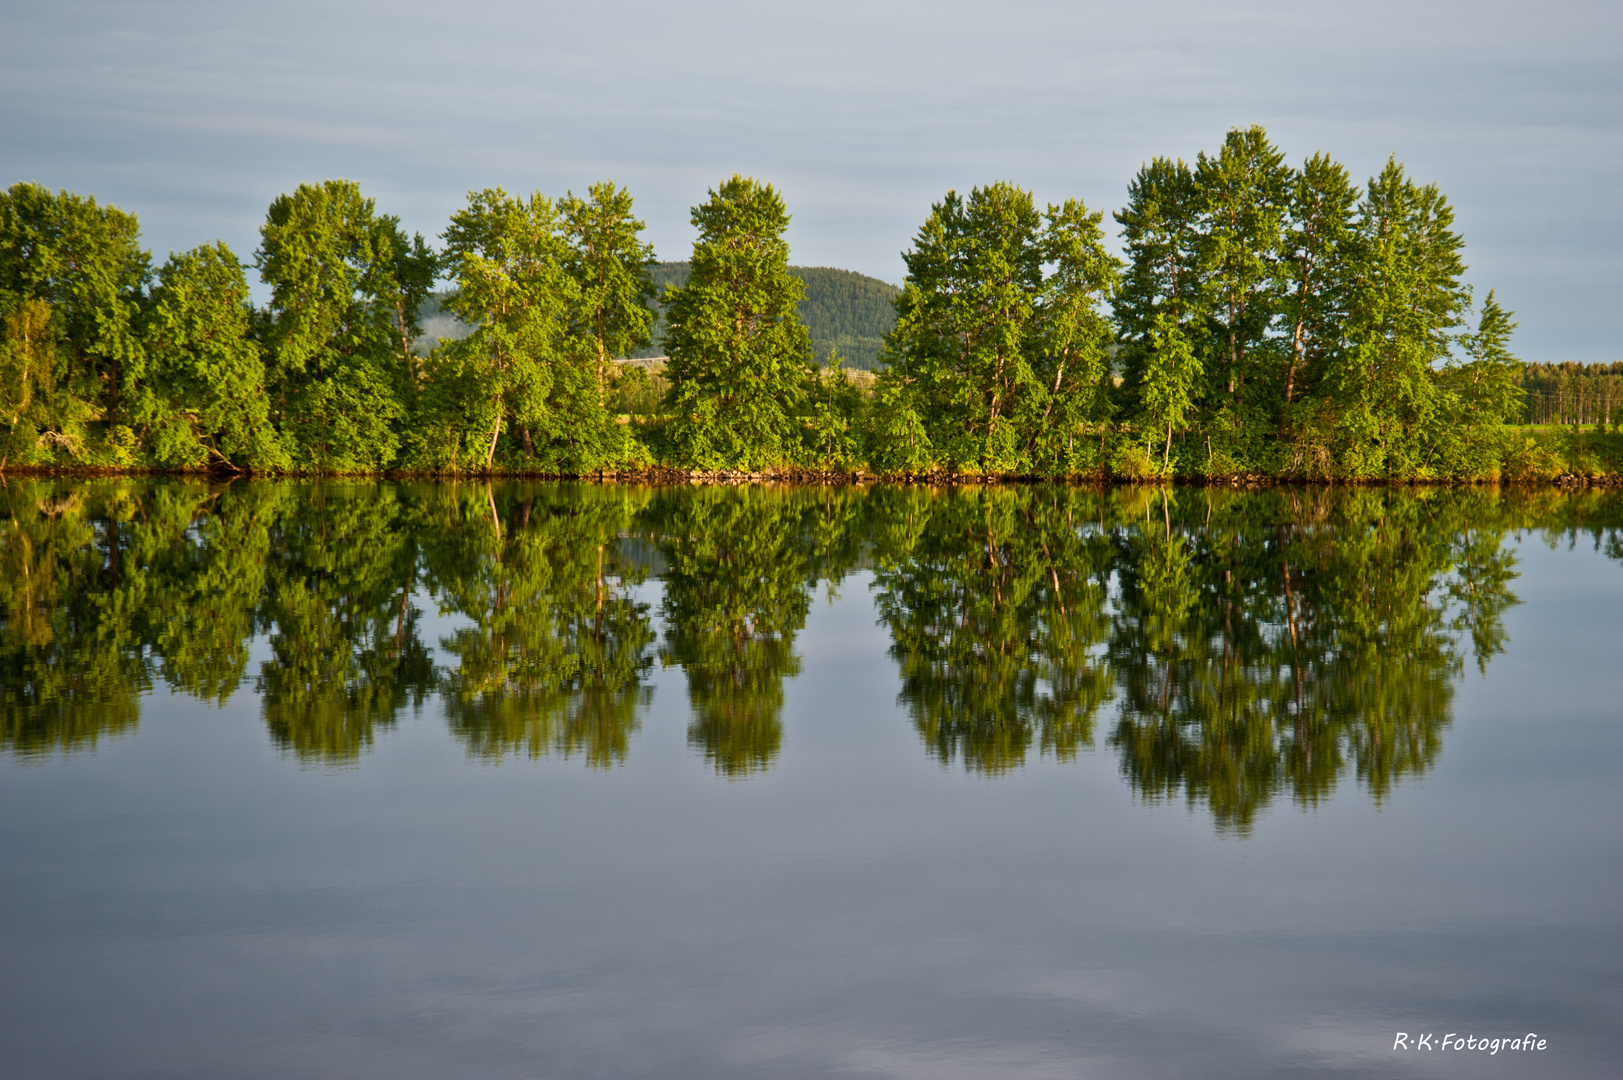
(0, 479), (279, 757)
(1140, 313), (1203, 471)
(805, 354), (865, 470)
(1102, 488), (1518, 832)
(432, 484), (657, 767)
(1331, 159), (1469, 477)
(652, 487), (837, 777)
(0, 298), (58, 468)
(870, 487), (1115, 774)
(1279, 153), (1359, 407)
(428, 188), (579, 471)
(662, 176), (815, 470)
(1028, 198), (1121, 473)
(0, 485), (146, 755)
(254, 484), (433, 762)
(560, 182), (658, 407)
(1113, 157), (1203, 400)
(0, 183), (149, 466)
(255, 180), (433, 471)
(1192, 126), (1292, 405)
(878, 183), (1045, 472)
(1449, 288), (1523, 425)
(131, 242), (288, 470)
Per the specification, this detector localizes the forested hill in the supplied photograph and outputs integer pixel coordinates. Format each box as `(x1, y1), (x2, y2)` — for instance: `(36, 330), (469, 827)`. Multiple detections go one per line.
(640, 261), (900, 369)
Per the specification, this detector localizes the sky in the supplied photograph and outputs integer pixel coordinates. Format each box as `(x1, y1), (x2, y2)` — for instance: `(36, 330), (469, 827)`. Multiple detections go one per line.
(3, 0), (1619, 362)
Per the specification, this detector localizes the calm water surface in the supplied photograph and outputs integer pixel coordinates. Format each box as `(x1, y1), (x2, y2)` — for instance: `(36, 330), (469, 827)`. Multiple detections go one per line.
(1, 480), (1620, 1079)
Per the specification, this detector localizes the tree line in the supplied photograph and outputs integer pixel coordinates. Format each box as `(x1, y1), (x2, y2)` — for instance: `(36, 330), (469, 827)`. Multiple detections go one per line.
(1520, 361), (1623, 427)
(13, 479), (1612, 829)
(2, 128), (1612, 480)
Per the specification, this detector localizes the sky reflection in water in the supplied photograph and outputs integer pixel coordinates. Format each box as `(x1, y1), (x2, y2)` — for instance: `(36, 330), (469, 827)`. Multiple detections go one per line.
(1, 479), (1620, 1077)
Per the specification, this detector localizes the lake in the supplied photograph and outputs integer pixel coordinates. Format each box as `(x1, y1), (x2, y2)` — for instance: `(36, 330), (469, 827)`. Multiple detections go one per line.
(2, 479), (1619, 1078)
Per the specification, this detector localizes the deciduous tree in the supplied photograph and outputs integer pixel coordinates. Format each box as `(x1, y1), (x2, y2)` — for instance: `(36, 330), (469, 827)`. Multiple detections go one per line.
(255, 180), (432, 470)
(663, 176), (814, 470)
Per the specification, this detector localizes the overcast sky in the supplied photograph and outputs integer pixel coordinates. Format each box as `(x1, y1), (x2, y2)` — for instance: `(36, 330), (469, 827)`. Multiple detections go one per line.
(3, 0), (1619, 361)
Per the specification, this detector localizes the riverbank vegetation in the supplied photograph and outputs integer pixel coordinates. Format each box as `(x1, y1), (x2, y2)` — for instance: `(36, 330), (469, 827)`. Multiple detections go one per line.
(2, 128), (1619, 482)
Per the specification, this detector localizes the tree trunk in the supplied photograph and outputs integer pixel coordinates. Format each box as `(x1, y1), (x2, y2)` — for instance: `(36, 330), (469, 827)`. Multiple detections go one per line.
(395, 297), (414, 371)
(1285, 317), (1304, 404)
(485, 412), (502, 472)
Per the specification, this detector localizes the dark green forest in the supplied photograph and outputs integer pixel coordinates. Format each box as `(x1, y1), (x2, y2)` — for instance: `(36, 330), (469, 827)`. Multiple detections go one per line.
(2, 130), (1619, 480)
(630, 261), (899, 369)
(1520, 362), (1623, 426)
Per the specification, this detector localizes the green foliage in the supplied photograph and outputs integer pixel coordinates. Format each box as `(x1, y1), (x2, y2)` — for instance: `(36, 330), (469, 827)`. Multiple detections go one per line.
(1114, 155), (1203, 395)
(1519, 361), (1623, 426)
(1028, 198), (1120, 474)
(430, 188), (577, 471)
(790, 266), (901, 369)
(652, 488), (812, 775)
(132, 243), (288, 470)
(879, 184), (1122, 476)
(1140, 314), (1203, 472)
(662, 176), (815, 470)
(561, 182), (658, 404)
(255, 484), (434, 760)
(433, 484), (655, 767)
(1330, 158), (1470, 477)
(0, 183), (148, 465)
(805, 356), (865, 470)
(865, 379), (935, 475)
(0, 147), (1590, 481)
(1193, 125), (1292, 404)
(255, 180), (433, 472)
(8, 477), (1621, 831)
(880, 182), (1047, 471)
(1279, 153), (1359, 406)
(871, 487), (1114, 773)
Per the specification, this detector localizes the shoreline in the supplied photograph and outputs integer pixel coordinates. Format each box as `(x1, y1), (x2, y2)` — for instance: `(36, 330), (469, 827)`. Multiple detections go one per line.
(3, 465), (1620, 489)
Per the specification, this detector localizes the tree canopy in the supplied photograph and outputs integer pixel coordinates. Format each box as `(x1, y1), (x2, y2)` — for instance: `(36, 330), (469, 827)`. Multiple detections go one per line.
(2, 133), (1609, 481)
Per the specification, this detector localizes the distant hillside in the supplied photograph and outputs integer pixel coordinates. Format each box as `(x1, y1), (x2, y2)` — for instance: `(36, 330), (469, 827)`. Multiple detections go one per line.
(638, 261), (900, 370)
(419, 263), (902, 369)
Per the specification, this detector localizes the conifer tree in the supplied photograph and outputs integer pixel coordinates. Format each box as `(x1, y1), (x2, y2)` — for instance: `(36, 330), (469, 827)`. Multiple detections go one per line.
(663, 176), (814, 470)
(1450, 289), (1523, 424)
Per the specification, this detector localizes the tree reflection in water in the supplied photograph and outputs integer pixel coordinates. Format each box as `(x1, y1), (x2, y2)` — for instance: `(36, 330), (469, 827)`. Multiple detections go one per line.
(256, 484), (435, 762)
(872, 485), (1537, 832)
(650, 486), (863, 778)
(430, 484), (655, 768)
(868, 485), (1114, 775)
(1, 477), (1617, 828)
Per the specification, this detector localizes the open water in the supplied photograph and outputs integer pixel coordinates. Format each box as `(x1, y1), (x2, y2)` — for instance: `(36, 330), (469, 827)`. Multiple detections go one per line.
(1, 479), (1619, 1079)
